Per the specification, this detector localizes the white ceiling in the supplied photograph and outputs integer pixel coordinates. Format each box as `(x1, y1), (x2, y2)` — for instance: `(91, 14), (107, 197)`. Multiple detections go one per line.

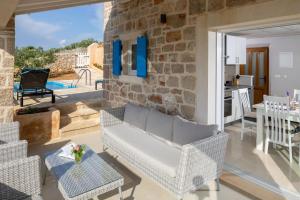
(229, 24), (300, 38)
(0, 0), (18, 29)
(16, 0), (108, 15)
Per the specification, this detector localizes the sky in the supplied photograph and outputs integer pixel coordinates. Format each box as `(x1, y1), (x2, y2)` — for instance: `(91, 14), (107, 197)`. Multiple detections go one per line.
(16, 3), (104, 49)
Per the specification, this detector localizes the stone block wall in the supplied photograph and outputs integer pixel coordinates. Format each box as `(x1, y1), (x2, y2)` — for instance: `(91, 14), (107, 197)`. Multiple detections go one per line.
(0, 17), (15, 123)
(48, 52), (77, 78)
(103, 0), (198, 119)
(103, 0), (274, 120)
(47, 48), (90, 77)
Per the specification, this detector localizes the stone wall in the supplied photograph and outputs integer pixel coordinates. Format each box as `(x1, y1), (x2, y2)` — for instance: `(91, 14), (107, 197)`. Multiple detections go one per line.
(48, 52), (76, 78)
(103, 0), (273, 119)
(0, 17), (15, 123)
(103, 0), (198, 119)
(103, 0), (274, 120)
(47, 48), (87, 77)
(104, 0), (274, 119)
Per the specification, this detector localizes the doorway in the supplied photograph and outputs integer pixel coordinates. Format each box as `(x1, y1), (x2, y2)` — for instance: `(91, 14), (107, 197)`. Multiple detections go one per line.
(218, 24), (300, 198)
(240, 47), (269, 104)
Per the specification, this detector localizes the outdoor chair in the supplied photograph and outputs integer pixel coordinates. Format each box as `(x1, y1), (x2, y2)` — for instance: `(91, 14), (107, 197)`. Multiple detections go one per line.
(263, 95), (300, 165)
(16, 68), (55, 107)
(238, 88), (256, 140)
(0, 121), (20, 144)
(0, 122), (43, 200)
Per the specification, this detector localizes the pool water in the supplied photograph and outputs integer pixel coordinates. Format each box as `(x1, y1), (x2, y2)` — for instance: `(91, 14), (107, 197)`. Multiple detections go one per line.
(14, 81), (76, 91)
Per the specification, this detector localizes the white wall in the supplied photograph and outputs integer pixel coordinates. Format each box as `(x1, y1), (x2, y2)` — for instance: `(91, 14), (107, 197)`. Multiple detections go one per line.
(247, 35), (300, 96)
(195, 16), (209, 124)
(195, 17), (217, 124)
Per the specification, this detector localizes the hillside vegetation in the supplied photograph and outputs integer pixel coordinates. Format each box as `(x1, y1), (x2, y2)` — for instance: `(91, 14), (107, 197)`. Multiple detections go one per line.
(15, 38), (98, 69)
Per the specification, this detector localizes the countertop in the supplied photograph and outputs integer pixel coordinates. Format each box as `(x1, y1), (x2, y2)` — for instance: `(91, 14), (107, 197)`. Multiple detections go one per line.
(224, 85), (253, 91)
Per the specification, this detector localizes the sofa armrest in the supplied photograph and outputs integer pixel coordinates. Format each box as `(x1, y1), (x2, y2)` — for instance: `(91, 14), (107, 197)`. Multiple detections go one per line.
(176, 132), (229, 194)
(0, 140), (28, 164)
(0, 122), (20, 143)
(100, 106), (125, 128)
(0, 156), (42, 199)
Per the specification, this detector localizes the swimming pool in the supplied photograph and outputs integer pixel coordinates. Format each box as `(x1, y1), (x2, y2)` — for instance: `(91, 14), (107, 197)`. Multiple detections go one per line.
(14, 81), (76, 91)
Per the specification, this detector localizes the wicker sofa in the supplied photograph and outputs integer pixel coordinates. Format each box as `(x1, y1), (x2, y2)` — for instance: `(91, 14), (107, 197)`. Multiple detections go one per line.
(0, 122), (43, 200)
(100, 104), (229, 199)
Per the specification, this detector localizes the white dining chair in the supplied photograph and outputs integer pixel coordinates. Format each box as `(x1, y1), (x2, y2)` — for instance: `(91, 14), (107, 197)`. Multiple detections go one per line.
(238, 88), (256, 140)
(263, 95), (300, 165)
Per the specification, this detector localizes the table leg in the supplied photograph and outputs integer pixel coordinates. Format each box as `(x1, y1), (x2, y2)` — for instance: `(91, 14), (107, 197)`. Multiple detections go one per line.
(256, 109), (264, 151)
(118, 186), (123, 200)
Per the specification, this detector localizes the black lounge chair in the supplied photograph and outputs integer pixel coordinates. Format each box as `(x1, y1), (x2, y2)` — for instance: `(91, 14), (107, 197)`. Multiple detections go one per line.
(16, 68), (55, 107)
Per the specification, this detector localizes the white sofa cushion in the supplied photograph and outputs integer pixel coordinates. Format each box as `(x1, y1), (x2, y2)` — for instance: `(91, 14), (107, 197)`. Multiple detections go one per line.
(173, 116), (219, 145)
(124, 103), (149, 130)
(104, 123), (181, 177)
(145, 109), (174, 141)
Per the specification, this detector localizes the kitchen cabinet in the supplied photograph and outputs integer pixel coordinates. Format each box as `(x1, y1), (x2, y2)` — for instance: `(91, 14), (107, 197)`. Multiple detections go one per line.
(231, 90), (241, 121)
(224, 90), (242, 124)
(226, 35), (247, 65)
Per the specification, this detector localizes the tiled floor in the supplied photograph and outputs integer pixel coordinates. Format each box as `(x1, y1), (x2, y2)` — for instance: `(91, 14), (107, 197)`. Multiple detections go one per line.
(29, 131), (253, 200)
(225, 123), (300, 194)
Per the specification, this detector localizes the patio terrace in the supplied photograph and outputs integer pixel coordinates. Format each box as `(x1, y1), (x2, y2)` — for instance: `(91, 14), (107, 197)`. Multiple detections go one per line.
(2, 1), (300, 200)
(29, 130), (252, 200)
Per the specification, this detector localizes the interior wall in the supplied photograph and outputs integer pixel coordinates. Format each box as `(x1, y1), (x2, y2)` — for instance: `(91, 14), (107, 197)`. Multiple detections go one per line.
(247, 35), (300, 96)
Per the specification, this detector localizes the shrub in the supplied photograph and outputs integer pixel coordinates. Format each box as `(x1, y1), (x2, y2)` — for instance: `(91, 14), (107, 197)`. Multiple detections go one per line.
(93, 63), (103, 70)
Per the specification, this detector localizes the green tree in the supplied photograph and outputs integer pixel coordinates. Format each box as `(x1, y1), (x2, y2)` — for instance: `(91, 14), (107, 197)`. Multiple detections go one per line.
(15, 38), (99, 69)
(61, 38), (98, 50)
(15, 46), (55, 69)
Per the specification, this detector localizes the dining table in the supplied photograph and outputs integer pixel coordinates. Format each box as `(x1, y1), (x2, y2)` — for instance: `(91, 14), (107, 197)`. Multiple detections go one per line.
(253, 103), (300, 151)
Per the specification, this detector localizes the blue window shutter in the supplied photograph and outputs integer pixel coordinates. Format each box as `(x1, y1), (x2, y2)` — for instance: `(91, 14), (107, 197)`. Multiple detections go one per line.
(136, 36), (147, 78)
(113, 40), (122, 76)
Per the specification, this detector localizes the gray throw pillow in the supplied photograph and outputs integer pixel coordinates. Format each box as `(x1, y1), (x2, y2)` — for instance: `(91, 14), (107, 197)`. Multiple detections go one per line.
(124, 103), (149, 130)
(146, 109), (174, 141)
(173, 116), (219, 145)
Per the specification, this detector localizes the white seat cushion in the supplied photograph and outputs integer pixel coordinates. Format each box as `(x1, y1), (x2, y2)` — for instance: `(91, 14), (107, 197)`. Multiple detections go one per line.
(104, 123), (181, 177)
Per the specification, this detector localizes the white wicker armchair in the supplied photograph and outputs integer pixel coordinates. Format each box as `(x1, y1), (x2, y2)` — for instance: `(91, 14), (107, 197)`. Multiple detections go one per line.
(100, 107), (229, 199)
(0, 122), (43, 200)
(0, 122), (20, 144)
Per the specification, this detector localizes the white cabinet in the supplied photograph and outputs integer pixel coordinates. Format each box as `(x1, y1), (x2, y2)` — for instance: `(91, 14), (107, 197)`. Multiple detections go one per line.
(226, 35), (247, 65)
(226, 35), (237, 65)
(231, 90), (241, 121)
(238, 37), (247, 64)
(224, 90), (242, 124)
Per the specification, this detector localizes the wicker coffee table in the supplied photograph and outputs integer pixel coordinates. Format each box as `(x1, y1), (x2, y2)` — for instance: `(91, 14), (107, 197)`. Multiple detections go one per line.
(44, 145), (124, 200)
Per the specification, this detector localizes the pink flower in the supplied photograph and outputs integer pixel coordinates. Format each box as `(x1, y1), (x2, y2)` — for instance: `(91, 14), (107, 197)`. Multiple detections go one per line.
(74, 145), (80, 151)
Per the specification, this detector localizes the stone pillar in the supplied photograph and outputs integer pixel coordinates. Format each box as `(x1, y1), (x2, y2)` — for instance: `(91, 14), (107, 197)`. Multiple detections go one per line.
(0, 16), (15, 123)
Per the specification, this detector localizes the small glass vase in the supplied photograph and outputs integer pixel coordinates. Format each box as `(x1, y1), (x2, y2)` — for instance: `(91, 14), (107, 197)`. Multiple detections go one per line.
(74, 154), (82, 164)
